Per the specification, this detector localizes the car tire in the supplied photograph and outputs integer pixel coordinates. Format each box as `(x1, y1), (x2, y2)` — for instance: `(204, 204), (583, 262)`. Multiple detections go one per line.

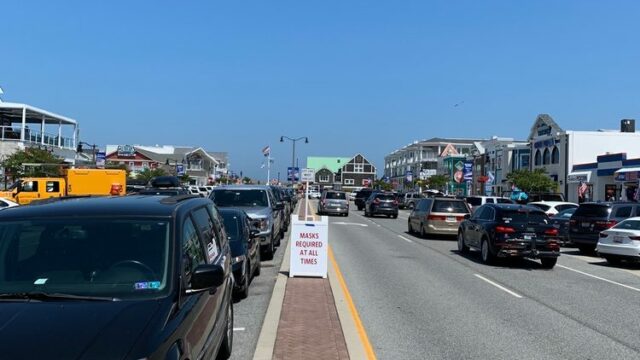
(262, 238), (275, 261)
(604, 256), (622, 266)
(540, 258), (557, 269)
(481, 238), (494, 264)
(217, 302), (233, 360)
(235, 262), (250, 300)
(392, 214), (398, 219)
(408, 202), (415, 210)
(457, 231), (469, 253)
(420, 224), (427, 238)
(357, 205), (363, 211)
(255, 252), (261, 276)
(578, 245), (596, 255)
(408, 220), (414, 234)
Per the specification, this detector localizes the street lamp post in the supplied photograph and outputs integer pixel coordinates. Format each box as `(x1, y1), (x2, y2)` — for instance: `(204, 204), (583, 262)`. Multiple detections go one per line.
(280, 136), (308, 184)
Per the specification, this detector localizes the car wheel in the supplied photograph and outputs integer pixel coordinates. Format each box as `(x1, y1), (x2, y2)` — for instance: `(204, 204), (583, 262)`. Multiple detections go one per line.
(357, 205), (363, 211)
(578, 245), (596, 255)
(235, 262), (250, 300)
(217, 302), (233, 359)
(392, 214), (398, 219)
(408, 202), (415, 210)
(262, 237), (275, 261)
(481, 238), (494, 264)
(604, 256), (622, 266)
(255, 252), (261, 276)
(457, 231), (469, 253)
(540, 258), (557, 269)
(420, 224), (427, 238)
(408, 220), (413, 234)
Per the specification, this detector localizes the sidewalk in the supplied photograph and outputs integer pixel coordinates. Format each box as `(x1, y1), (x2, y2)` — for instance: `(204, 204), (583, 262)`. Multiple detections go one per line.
(253, 198), (371, 360)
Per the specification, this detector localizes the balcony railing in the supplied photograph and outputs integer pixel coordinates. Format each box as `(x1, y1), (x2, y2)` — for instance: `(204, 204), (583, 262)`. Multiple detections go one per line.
(0, 126), (74, 149)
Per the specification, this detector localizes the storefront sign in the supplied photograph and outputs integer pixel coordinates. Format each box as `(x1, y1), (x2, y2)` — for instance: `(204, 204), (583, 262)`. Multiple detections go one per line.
(300, 168), (314, 182)
(95, 152), (106, 168)
(116, 145), (135, 157)
(463, 161), (473, 181)
(289, 216), (328, 278)
(615, 171), (640, 182)
(567, 173), (590, 183)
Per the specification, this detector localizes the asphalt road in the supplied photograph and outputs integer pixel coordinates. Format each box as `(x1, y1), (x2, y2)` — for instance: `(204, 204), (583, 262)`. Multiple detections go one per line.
(330, 207), (640, 360)
(230, 212), (291, 360)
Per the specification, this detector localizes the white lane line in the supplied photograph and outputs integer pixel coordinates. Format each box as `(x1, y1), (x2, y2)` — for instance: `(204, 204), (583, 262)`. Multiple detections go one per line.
(474, 274), (523, 299)
(233, 327), (246, 332)
(398, 235), (412, 243)
(557, 265), (640, 293)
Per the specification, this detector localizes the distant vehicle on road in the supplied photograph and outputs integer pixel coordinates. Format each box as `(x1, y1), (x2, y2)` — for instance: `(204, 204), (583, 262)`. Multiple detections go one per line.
(364, 192), (398, 218)
(569, 202), (640, 254)
(597, 217), (640, 265)
(457, 204), (560, 268)
(464, 196), (513, 212)
(137, 176), (190, 196)
(0, 197), (19, 209)
(528, 201), (578, 216)
(399, 192), (424, 210)
(317, 190), (349, 216)
(550, 207), (577, 245)
(408, 197), (471, 237)
(354, 188), (376, 211)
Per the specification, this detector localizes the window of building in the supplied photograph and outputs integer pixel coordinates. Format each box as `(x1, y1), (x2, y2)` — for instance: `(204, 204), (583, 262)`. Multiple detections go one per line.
(319, 174), (330, 182)
(535, 150), (541, 166)
(354, 164), (364, 173)
(551, 146), (560, 164)
(543, 148), (550, 165)
(344, 179), (354, 185)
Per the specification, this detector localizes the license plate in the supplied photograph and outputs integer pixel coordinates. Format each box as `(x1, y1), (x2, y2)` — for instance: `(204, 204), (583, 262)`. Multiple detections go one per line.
(613, 235), (624, 243)
(524, 233), (536, 240)
(446, 216), (456, 222)
(581, 222), (591, 228)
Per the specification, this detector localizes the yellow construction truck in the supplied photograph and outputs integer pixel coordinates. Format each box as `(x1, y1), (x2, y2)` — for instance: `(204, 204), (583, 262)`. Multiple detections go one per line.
(0, 168), (127, 205)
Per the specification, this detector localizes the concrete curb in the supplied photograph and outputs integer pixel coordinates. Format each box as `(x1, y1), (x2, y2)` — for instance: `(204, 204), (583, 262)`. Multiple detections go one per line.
(328, 251), (368, 360)
(252, 214), (292, 360)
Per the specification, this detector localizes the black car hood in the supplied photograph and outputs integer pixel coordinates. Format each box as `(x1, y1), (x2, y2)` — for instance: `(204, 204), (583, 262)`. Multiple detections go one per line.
(0, 299), (161, 359)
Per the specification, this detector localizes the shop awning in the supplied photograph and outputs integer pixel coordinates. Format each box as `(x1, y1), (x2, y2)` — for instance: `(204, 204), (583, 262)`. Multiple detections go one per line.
(614, 167), (640, 182)
(567, 171), (591, 183)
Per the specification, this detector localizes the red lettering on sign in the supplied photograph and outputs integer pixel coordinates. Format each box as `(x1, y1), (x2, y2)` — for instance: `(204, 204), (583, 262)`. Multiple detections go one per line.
(301, 258), (318, 265)
(299, 233), (319, 239)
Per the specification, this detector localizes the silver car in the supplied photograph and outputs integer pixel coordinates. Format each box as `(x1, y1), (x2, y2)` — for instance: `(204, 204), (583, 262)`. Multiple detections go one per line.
(317, 190), (349, 216)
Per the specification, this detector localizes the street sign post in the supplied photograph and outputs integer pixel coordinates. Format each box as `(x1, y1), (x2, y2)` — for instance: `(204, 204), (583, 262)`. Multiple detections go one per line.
(301, 168), (315, 219)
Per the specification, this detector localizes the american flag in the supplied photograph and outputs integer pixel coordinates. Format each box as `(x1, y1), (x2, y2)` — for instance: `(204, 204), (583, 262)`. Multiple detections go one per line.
(261, 145), (270, 157)
(578, 181), (588, 197)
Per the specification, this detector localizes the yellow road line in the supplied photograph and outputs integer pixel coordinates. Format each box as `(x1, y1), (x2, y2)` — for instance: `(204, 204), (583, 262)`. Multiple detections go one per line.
(329, 247), (377, 360)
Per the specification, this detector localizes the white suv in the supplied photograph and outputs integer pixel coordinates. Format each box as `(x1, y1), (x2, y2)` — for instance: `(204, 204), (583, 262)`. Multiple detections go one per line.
(464, 196), (513, 212)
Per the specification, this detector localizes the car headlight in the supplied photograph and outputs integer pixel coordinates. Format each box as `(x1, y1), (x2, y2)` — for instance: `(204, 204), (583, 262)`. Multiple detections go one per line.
(258, 218), (269, 231)
(232, 255), (246, 265)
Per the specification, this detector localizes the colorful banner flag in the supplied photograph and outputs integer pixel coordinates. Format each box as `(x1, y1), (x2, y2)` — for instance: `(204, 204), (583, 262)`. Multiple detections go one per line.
(262, 145), (270, 157)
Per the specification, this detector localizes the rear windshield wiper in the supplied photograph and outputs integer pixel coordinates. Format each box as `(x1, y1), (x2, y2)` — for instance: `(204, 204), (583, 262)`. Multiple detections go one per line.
(0, 292), (118, 302)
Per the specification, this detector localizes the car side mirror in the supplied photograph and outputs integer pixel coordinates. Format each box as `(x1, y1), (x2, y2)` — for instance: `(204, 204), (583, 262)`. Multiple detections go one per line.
(249, 229), (260, 239)
(186, 264), (225, 294)
(464, 214), (471, 220)
(274, 201), (285, 210)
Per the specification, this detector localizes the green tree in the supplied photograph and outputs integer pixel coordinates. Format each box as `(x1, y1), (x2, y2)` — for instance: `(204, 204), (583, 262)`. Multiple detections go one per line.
(136, 167), (168, 184)
(1, 148), (64, 182)
(427, 174), (448, 191)
(373, 179), (392, 191)
(506, 168), (557, 193)
(179, 173), (191, 184)
(242, 176), (252, 184)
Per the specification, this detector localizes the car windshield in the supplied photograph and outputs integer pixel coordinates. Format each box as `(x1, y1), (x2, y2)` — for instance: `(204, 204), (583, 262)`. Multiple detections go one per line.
(212, 189), (269, 207)
(326, 192), (347, 200)
(376, 194), (395, 200)
(574, 204), (611, 217)
(466, 197), (482, 206)
(500, 210), (549, 224)
(613, 219), (640, 230)
(555, 208), (576, 218)
(0, 218), (171, 300)
(433, 200), (469, 213)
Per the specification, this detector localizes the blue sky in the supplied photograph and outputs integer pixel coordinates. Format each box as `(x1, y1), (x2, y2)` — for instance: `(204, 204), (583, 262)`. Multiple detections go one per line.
(3, 1), (639, 180)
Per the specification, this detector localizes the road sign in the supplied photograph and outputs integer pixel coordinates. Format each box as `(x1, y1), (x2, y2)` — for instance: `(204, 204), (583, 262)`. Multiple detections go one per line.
(455, 161), (464, 171)
(176, 164), (185, 176)
(95, 152), (106, 168)
(301, 168), (315, 182)
(289, 215), (328, 278)
(287, 167), (300, 182)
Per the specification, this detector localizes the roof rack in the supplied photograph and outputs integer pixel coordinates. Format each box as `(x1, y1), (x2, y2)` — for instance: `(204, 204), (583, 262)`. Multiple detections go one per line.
(160, 194), (202, 204)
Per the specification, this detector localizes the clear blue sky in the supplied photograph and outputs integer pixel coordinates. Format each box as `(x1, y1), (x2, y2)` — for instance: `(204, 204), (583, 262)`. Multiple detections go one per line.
(3, 1), (639, 180)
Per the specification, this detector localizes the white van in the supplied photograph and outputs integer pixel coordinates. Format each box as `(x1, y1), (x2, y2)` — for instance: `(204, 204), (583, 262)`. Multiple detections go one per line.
(464, 196), (513, 211)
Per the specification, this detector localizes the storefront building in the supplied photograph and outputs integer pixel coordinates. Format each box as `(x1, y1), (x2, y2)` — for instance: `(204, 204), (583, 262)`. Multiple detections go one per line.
(570, 152), (640, 202)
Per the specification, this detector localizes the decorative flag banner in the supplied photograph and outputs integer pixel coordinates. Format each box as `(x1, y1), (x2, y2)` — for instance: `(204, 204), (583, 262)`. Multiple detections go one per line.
(262, 145), (270, 157)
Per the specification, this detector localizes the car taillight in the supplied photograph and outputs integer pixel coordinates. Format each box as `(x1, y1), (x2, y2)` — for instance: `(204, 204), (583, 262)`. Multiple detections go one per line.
(393, 200), (398, 205)
(321, 200), (326, 206)
(374, 198), (380, 204)
(544, 228), (559, 236)
(599, 232), (609, 238)
(495, 226), (516, 234)
(428, 215), (446, 221)
(569, 219), (577, 225)
(546, 212), (554, 217)
(595, 220), (617, 229)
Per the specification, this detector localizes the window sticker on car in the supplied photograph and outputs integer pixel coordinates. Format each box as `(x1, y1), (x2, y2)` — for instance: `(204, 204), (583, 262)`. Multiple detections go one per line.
(134, 281), (161, 290)
(34, 278), (48, 285)
(207, 241), (218, 262)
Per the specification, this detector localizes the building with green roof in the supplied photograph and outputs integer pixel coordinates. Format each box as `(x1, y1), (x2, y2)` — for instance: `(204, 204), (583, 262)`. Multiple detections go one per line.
(306, 157), (351, 173)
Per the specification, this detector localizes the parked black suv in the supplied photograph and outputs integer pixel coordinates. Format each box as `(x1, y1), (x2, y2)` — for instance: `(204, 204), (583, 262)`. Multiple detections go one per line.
(569, 202), (640, 254)
(0, 195), (234, 359)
